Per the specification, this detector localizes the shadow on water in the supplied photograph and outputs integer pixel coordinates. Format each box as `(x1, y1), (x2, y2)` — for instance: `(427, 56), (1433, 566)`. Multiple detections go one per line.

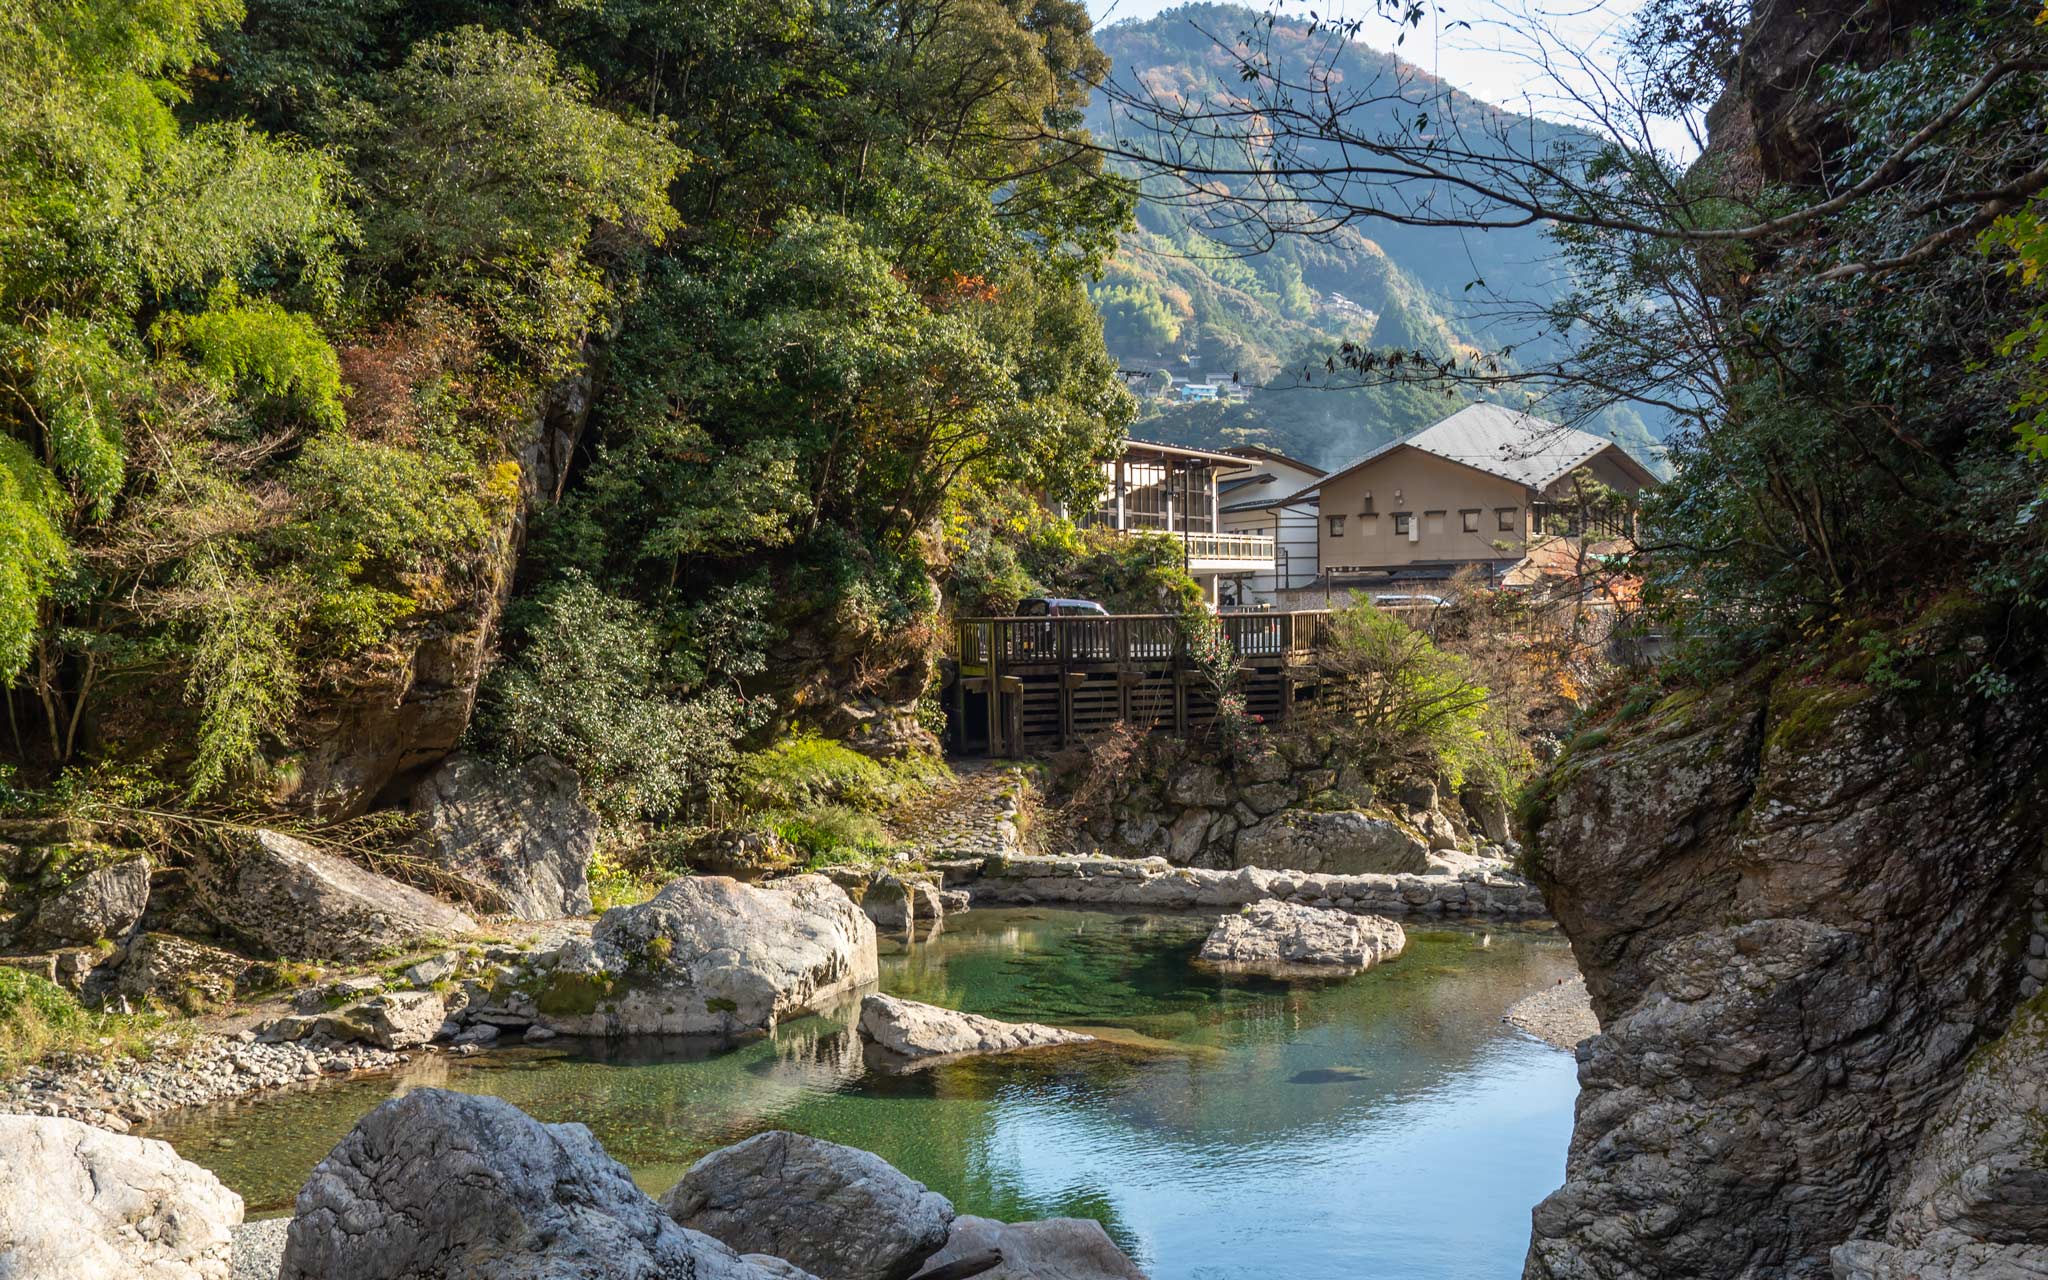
(147, 908), (1581, 1280)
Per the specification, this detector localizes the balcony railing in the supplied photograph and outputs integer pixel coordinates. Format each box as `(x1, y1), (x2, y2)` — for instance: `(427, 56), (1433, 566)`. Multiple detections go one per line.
(1182, 531), (1276, 564)
(954, 610), (1330, 672)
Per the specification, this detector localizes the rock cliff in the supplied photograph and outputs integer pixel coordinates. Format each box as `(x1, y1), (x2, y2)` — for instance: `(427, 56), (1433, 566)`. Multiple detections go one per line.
(1522, 658), (2048, 1278)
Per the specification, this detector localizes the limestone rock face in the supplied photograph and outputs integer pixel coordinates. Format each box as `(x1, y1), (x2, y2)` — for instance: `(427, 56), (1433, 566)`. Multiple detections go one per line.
(661, 1130), (954, 1280)
(1195, 901), (1406, 975)
(412, 753), (596, 919)
(0, 1113), (242, 1280)
(283, 368), (600, 819)
(1231, 811), (1428, 876)
(1830, 999), (2048, 1279)
(911, 1215), (1147, 1280)
(538, 874), (877, 1037)
(1523, 672), (2048, 1280)
(190, 829), (477, 963)
(858, 993), (1092, 1063)
(278, 1089), (783, 1280)
(28, 857), (150, 946)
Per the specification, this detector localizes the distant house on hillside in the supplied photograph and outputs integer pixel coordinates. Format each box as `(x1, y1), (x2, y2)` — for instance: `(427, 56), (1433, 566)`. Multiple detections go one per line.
(1213, 446), (1326, 607)
(1072, 438), (1278, 603)
(1249, 404), (1658, 604)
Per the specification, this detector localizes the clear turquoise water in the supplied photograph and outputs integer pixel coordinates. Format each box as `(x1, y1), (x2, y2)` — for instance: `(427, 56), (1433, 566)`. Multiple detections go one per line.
(148, 909), (1580, 1279)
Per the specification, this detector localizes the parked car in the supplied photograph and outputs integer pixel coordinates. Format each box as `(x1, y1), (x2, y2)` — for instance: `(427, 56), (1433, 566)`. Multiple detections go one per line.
(1016, 597), (1110, 617)
(1369, 592), (1451, 609)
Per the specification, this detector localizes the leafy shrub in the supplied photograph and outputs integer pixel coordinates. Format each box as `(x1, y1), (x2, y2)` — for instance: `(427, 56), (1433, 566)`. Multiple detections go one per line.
(946, 496), (1203, 616)
(1309, 599), (1493, 787)
(736, 734), (945, 814)
(479, 576), (760, 822)
(767, 804), (891, 864)
(0, 437), (68, 683)
(152, 288), (345, 432)
(0, 968), (134, 1075)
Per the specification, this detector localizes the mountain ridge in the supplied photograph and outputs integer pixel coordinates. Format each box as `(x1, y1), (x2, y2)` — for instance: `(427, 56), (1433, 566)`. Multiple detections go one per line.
(1084, 3), (1663, 469)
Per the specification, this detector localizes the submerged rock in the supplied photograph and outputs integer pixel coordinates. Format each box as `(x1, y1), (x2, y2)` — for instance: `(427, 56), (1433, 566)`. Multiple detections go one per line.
(911, 1216), (1147, 1280)
(278, 1089), (787, 1280)
(537, 874), (876, 1037)
(0, 1113), (242, 1280)
(858, 993), (1092, 1064)
(190, 829), (477, 963)
(661, 1130), (954, 1280)
(1195, 901), (1406, 975)
(412, 753), (597, 919)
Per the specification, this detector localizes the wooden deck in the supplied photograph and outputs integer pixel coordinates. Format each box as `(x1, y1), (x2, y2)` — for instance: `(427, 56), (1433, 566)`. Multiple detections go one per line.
(948, 611), (1336, 756)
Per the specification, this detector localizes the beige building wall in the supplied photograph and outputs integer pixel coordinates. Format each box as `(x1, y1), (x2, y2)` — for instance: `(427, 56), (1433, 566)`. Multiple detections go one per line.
(1315, 448), (1531, 572)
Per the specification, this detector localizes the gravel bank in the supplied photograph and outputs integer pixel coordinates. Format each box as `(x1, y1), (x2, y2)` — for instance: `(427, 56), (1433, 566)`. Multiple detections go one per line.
(232, 1216), (290, 1280)
(1505, 974), (1597, 1051)
(0, 1034), (404, 1131)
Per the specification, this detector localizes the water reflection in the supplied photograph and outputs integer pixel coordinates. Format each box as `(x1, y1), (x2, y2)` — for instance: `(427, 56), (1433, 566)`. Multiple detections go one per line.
(149, 909), (1578, 1280)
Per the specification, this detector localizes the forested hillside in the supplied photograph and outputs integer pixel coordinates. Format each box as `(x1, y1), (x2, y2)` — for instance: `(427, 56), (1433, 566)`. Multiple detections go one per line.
(1085, 4), (1663, 467)
(0, 0), (1135, 820)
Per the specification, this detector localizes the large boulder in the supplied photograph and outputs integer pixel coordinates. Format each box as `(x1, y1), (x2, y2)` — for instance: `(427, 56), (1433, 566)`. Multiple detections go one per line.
(113, 933), (256, 1011)
(858, 994), (1092, 1064)
(411, 753), (597, 919)
(190, 829), (477, 963)
(660, 1130), (954, 1280)
(536, 874), (876, 1037)
(1195, 901), (1406, 976)
(1230, 811), (1428, 875)
(278, 1089), (789, 1280)
(28, 857), (150, 946)
(0, 1113), (242, 1279)
(861, 875), (943, 933)
(320, 990), (447, 1049)
(911, 1216), (1147, 1280)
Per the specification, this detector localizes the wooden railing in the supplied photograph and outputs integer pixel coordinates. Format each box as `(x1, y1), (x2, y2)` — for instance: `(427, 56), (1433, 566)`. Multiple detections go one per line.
(955, 610), (1330, 673)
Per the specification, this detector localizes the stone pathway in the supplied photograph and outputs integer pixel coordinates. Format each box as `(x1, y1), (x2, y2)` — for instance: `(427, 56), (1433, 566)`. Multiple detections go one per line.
(884, 760), (1025, 861)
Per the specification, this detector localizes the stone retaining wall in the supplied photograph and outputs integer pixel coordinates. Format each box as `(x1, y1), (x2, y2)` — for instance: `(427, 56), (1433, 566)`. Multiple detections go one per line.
(1047, 732), (1513, 876)
(940, 853), (1547, 919)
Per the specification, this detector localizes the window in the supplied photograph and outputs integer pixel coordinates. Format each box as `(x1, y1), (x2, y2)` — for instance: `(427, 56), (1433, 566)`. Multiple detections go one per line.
(1328, 514), (1346, 537)
(1497, 507), (1519, 532)
(1360, 514), (1379, 536)
(1392, 512), (1412, 536)
(1424, 510), (1446, 536)
(1461, 509), (1481, 533)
